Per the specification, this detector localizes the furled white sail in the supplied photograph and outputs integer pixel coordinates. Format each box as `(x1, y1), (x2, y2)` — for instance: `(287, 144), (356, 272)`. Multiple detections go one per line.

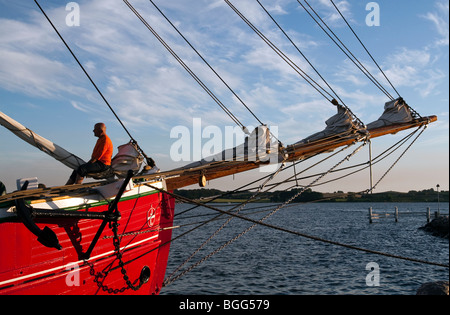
(0, 111), (85, 170)
(180, 125), (278, 169)
(295, 104), (361, 145)
(366, 98), (413, 129)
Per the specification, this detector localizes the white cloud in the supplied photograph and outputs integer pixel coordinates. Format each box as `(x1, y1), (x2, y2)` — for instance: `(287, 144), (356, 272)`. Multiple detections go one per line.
(70, 101), (90, 113)
(306, 0), (353, 26)
(0, 0), (447, 141)
(422, 0), (449, 46)
(0, 0), (326, 133)
(383, 48), (446, 98)
(0, 49), (85, 98)
(0, 0), (447, 193)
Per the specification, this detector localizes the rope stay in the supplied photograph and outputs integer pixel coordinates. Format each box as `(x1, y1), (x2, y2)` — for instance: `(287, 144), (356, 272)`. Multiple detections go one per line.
(160, 189), (448, 283)
(35, 0), (442, 290)
(225, 0), (335, 102)
(123, 0), (249, 134)
(257, 0), (424, 126)
(147, 0), (264, 127)
(259, 126), (424, 192)
(256, 0), (345, 114)
(163, 141), (368, 286)
(365, 125), (428, 194)
(162, 123), (439, 286)
(97, 122), (435, 288)
(329, 0), (401, 99)
(326, 0), (422, 119)
(297, 0), (395, 101)
(159, 139), (447, 286)
(164, 162), (286, 284)
(224, 0), (366, 130)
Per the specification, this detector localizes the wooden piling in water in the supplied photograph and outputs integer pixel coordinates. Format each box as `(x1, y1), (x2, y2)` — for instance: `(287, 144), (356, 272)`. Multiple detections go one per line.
(368, 206), (445, 224)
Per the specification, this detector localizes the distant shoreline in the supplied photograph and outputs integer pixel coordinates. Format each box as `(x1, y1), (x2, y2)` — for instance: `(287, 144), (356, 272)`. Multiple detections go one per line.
(207, 199), (447, 204)
(175, 188), (449, 204)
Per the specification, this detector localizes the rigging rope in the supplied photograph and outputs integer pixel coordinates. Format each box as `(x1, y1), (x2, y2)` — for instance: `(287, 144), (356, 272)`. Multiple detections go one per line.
(224, 0), (336, 102)
(258, 126), (423, 191)
(225, 0), (366, 129)
(166, 191), (448, 268)
(156, 193), (449, 288)
(123, 0), (249, 134)
(165, 162), (285, 283)
(107, 122), (441, 289)
(147, 0), (264, 127)
(162, 141), (368, 285)
(329, 0), (401, 99)
(297, 0), (395, 100)
(256, 0), (346, 112)
(368, 125), (428, 193)
(297, 0), (424, 120)
(162, 122), (439, 286)
(157, 142), (448, 287)
(327, 1), (422, 119)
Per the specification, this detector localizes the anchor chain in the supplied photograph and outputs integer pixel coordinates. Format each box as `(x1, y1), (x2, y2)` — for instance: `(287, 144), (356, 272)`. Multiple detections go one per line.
(111, 221), (147, 291)
(90, 264), (127, 294)
(88, 220), (148, 293)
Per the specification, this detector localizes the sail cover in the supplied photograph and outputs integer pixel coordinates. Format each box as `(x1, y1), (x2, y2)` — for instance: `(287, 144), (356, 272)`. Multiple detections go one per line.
(367, 97), (413, 129)
(295, 104), (360, 145)
(180, 125), (277, 169)
(0, 111), (86, 170)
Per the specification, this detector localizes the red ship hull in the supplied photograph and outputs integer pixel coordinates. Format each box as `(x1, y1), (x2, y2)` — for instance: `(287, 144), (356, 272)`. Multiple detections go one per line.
(0, 183), (175, 295)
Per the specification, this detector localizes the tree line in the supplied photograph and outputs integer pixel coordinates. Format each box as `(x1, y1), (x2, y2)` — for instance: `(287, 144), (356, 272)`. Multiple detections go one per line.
(174, 188), (449, 203)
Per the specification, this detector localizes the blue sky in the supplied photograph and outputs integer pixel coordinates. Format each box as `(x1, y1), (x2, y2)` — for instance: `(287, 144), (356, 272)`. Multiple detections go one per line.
(0, 0), (448, 193)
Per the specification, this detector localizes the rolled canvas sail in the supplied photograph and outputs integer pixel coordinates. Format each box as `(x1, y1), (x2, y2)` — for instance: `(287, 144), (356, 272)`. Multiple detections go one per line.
(0, 111), (85, 170)
(295, 104), (360, 145)
(366, 98), (413, 129)
(180, 125), (276, 169)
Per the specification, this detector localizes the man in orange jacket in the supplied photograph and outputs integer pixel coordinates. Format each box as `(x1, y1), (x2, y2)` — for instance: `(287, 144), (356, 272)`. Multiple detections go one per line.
(66, 122), (113, 185)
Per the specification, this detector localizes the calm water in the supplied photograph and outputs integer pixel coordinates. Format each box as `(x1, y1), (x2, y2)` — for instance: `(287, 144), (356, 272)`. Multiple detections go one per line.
(161, 202), (449, 295)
